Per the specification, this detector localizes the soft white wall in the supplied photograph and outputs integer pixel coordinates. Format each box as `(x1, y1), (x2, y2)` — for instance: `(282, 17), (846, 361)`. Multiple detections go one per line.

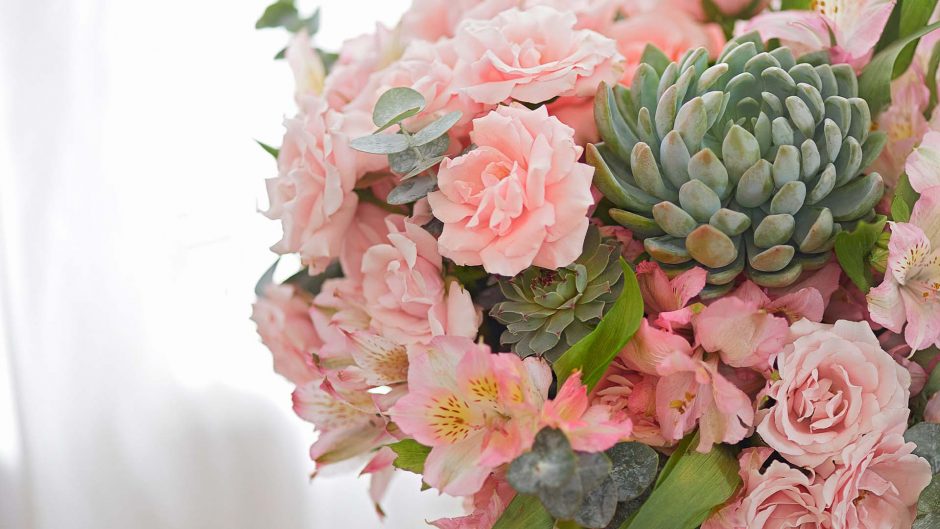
(0, 1), (463, 527)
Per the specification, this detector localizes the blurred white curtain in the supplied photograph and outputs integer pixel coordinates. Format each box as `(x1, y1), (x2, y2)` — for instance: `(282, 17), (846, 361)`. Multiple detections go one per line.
(0, 1), (461, 528)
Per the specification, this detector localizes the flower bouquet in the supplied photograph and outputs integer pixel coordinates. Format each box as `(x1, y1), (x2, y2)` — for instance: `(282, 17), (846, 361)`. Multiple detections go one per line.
(251, 1), (940, 527)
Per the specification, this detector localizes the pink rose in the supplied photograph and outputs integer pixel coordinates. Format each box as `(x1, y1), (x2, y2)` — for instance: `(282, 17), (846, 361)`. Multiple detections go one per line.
(546, 96), (599, 146)
(361, 216), (480, 344)
(427, 104), (595, 276)
(251, 284), (321, 385)
(452, 7), (622, 105)
(823, 432), (932, 529)
(265, 99), (364, 273)
(593, 358), (672, 447)
(703, 448), (830, 529)
(607, 8), (725, 84)
(322, 23), (404, 112)
(756, 320), (911, 473)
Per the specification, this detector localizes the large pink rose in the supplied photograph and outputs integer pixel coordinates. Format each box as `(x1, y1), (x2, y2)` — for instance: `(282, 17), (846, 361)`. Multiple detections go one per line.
(322, 23), (404, 112)
(756, 320), (911, 473)
(427, 104), (594, 276)
(361, 216), (480, 344)
(251, 284), (321, 385)
(823, 432), (932, 529)
(452, 6), (622, 105)
(703, 448), (830, 529)
(265, 99), (363, 273)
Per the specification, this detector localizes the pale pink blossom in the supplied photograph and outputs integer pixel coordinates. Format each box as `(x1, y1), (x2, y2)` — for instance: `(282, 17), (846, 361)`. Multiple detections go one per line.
(546, 96), (599, 146)
(623, 0), (768, 20)
(694, 281), (822, 369)
(389, 337), (550, 495)
(293, 378), (394, 467)
(735, 0), (896, 71)
(607, 7), (725, 84)
(430, 474), (516, 529)
(593, 359), (671, 447)
(541, 371), (633, 453)
(286, 30), (326, 105)
(905, 130), (940, 193)
(322, 23), (405, 112)
(870, 65), (931, 191)
(251, 284), (321, 385)
(656, 350), (754, 452)
(703, 448), (830, 529)
(388, 337), (630, 495)
(635, 261), (707, 331)
(361, 216), (481, 345)
(427, 104), (595, 276)
(621, 318), (694, 375)
(756, 320), (911, 474)
(265, 99), (372, 273)
(361, 447), (397, 515)
(452, 7), (622, 105)
(823, 432), (932, 529)
(867, 188), (940, 351)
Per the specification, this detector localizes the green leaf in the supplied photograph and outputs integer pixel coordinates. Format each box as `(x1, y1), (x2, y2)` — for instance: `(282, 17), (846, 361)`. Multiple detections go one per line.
(254, 259), (280, 297)
(834, 214), (888, 292)
(349, 134), (410, 155)
(411, 111), (462, 147)
(623, 433), (741, 529)
(387, 174), (438, 205)
(372, 87), (426, 132)
(859, 21), (940, 115)
(255, 139), (279, 159)
(284, 260), (342, 296)
(256, 0), (299, 30)
(388, 439), (431, 474)
(606, 442), (659, 502)
(892, 173), (921, 222)
(780, 0), (812, 9)
(918, 477), (940, 527)
(553, 259), (643, 391)
(906, 423), (940, 473)
(927, 40), (940, 118)
(894, 0), (940, 77)
(492, 495), (555, 529)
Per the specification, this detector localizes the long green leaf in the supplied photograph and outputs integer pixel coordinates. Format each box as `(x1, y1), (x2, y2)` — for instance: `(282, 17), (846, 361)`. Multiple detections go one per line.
(926, 40), (940, 118)
(894, 0), (940, 77)
(492, 495), (555, 529)
(553, 259), (643, 391)
(623, 434), (740, 529)
(834, 215), (888, 293)
(891, 173), (921, 223)
(780, 0), (812, 9)
(859, 21), (940, 115)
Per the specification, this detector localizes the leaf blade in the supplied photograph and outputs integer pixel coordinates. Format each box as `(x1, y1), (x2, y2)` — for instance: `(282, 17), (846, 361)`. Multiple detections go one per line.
(492, 495), (555, 529)
(834, 215), (888, 292)
(388, 439), (431, 474)
(859, 21), (940, 115)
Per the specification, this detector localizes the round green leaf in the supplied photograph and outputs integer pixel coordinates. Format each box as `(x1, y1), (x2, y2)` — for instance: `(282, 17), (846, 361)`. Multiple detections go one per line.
(349, 133), (409, 155)
(373, 87), (426, 131)
(411, 111), (462, 146)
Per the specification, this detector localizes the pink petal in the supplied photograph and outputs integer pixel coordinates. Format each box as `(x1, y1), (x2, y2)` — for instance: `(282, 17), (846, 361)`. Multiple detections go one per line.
(906, 131), (940, 193)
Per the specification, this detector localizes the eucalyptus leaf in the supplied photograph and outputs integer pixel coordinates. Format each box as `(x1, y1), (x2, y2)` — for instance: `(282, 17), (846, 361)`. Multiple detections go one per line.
(859, 21), (940, 115)
(606, 442), (660, 502)
(918, 476), (940, 517)
(255, 140), (280, 159)
(386, 174), (438, 205)
(834, 214), (888, 292)
(284, 260), (342, 296)
(623, 433), (740, 529)
(411, 111), (462, 147)
(905, 423), (940, 473)
(553, 259), (643, 390)
(388, 439), (431, 474)
(373, 87), (426, 131)
(349, 134), (410, 155)
(492, 495), (554, 529)
(255, 1), (299, 30)
(914, 513), (940, 529)
(254, 259), (280, 297)
(577, 452), (614, 493)
(575, 476), (620, 529)
(507, 428), (577, 494)
(403, 156), (446, 179)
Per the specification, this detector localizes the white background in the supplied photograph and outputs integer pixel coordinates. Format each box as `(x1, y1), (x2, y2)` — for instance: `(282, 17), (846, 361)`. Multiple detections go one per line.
(0, 1), (464, 527)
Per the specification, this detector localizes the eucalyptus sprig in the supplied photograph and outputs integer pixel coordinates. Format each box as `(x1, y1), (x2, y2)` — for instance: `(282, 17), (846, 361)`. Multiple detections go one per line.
(349, 87), (462, 205)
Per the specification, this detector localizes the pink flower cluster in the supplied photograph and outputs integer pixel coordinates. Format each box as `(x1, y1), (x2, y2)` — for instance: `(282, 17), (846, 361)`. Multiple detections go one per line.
(252, 1), (940, 527)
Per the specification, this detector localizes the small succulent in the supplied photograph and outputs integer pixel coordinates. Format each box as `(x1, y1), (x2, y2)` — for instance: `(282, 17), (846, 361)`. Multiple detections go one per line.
(490, 227), (623, 361)
(591, 33), (886, 291)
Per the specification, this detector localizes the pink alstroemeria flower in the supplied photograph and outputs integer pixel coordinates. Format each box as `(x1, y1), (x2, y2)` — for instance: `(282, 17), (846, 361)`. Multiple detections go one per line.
(868, 188), (940, 351)
(635, 261), (707, 331)
(906, 130), (940, 193)
(388, 337), (631, 496)
(655, 350), (755, 452)
(736, 0), (896, 71)
(694, 281), (823, 369)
